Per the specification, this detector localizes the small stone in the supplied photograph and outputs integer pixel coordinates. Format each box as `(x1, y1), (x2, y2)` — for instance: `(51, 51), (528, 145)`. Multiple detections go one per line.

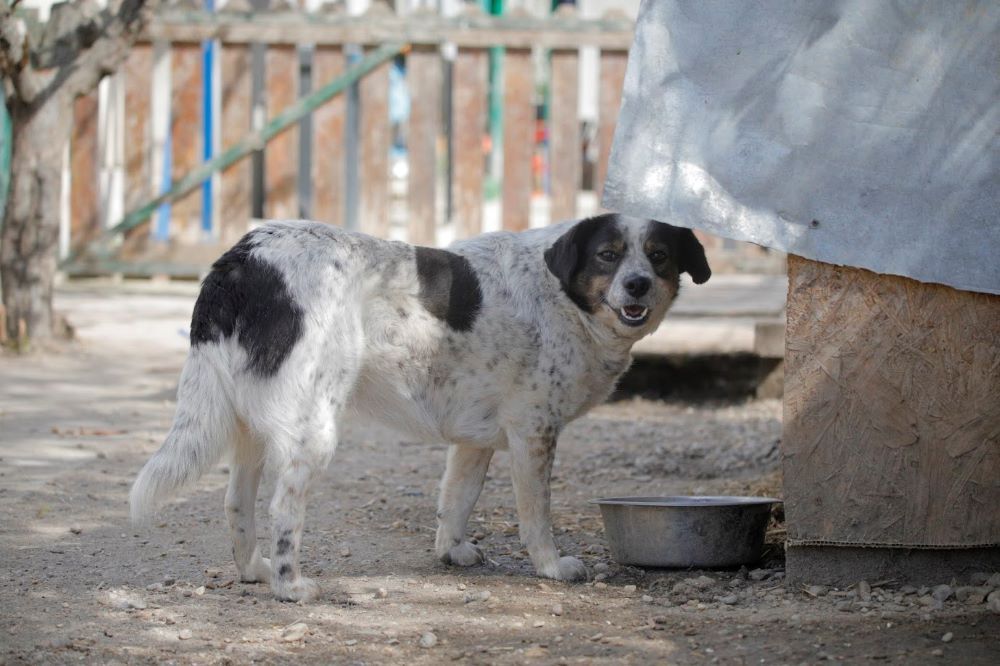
(178, 629), (193, 640)
(858, 581), (872, 602)
(194, 586), (206, 596)
(804, 585), (828, 597)
(145, 583), (164, 592)
(551, 603), (563, 616)
(941, 632), (953, 643)
(340, 547), (352, 558)
(955, 586), (989, 605)
(281, 622), (308, 642)
(204, 568), (222, 578)
(464, 590), (491, 603)
(595, 582), (608, 589)
(931, 585), (953, 602)
(720, 594), (738, 605)
(931, 648), (944, 657)
(623, 585), (637, 594)
(376, 587), (389, 599)
(594, 573), (608, 582)
(748, 569), (770, 581)
(836, 601), (852, 612)
(418, 632), (438, 648)
(594, 562), (609, 573)
(900, 585), (917, 595)
(533, 621), (545, 628)
(473, 531), (486, 541)
(69, 525), (83, 535)
(345, 639), (358, 646)
(641, 595), (653, 603)
(687, 575), (715, 590)
(987, 590), (1000, 613)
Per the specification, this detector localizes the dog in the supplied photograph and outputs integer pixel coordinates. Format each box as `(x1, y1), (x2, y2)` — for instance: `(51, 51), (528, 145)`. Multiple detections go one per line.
(130, 213), (710, 602)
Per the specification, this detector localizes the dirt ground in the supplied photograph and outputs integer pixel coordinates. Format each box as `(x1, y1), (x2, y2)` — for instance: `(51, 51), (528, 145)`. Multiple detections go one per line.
(1, 283), (998, 665)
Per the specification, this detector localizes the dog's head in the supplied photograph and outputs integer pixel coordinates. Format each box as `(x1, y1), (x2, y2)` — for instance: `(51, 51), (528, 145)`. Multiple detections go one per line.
(544, 214), (711, 336)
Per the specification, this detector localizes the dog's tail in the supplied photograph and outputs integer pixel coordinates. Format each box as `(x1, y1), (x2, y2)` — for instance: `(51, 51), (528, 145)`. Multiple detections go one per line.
(130, 348), (236, 524)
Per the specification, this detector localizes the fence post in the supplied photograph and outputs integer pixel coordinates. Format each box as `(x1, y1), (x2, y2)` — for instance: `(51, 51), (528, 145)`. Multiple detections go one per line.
(596, 42), (627, 207)
(407, 42), (442, 246)
(501, 45), (534, 232)
(451, 45), (487, 239)
(311, 33), (347, 226)
(70, 92), (101, 252)
(121, 44), (154, 257)
(219, 0), (254, 243)
(170, 39), (204, 240)
(358, 4), (393, 239)
(263, 1), (300, 220)
(549, 44), (580, 223)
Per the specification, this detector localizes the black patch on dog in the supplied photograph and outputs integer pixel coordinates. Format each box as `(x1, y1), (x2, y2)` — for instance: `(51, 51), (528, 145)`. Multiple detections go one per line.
(275, 537), (292, 556)
(190, 232), (304, 376)
(544, 214), (624, 312)
(277, 563), (292, 577)
(414, 247), (482, 331)
(645, 221), (712, 284)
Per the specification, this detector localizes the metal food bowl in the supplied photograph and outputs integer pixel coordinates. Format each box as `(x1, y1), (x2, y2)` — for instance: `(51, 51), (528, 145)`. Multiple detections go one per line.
(592, 496), (781, 568)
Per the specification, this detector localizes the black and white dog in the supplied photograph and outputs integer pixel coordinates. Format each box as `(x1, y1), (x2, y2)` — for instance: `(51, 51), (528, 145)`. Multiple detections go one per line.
(130, 214), (710, 602)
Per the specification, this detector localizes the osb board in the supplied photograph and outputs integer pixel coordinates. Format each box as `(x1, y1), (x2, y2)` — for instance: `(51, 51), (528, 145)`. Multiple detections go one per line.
(782, 255), (1000, 548)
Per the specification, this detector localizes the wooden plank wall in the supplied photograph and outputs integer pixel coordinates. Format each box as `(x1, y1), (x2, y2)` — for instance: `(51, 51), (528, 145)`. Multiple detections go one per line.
(782, 255), (1000, 548)
(64, 6), (635, 270)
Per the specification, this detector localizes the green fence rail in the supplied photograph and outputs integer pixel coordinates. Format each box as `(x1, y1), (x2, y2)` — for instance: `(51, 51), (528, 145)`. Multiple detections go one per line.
(62, 41), (407, 268)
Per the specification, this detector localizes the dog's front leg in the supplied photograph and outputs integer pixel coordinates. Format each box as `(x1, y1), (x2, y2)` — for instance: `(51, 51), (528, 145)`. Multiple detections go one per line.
(508, 430), (587, 582)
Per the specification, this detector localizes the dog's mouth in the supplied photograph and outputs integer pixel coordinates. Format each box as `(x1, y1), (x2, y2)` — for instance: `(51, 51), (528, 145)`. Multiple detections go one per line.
(617, 304), (650, 327)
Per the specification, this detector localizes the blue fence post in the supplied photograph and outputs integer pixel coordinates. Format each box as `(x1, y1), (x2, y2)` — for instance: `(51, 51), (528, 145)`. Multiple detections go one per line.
(201, 0), (216, 236)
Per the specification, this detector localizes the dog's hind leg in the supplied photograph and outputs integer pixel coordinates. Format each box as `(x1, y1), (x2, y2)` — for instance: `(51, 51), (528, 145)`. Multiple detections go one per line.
(507, 430), (587, 582)
(435, 445), (494, 566)
(225, 424), (271, 583)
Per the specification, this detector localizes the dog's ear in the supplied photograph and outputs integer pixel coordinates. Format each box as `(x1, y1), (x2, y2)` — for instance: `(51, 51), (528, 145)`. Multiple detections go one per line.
(676, 228), (711, 284)
(544, 223), (584, 289)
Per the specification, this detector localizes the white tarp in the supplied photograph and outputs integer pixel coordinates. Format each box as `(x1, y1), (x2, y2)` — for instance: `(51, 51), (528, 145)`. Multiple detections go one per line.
(603, 0), (1000, 295)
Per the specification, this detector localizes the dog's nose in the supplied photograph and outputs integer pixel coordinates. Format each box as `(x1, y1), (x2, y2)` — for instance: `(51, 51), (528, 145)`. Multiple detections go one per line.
(624, 274), (651, 297)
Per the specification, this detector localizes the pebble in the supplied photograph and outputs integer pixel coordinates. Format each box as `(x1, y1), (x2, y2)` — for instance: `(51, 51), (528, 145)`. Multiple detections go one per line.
(805, 585), (828, 597)
(594, 573), (608, 582)
(931, 648), (944, 657)
(931, 585), (953, 602)
(719, 594), (738, 605)
(340, 547), (352, 558)
(836, 601), (852, 612)
(941, 632), (953, 643)
(533, 621), (545, 628)
(204, 568), (222, 578)
(641, 595), (653, 603)
(687, 575), (716, 590)
(595, 582), (608, 590)
(376, 587), (389, 599)
(748, 569), (770, 581)
(194, 586), (206, 596)
(178, 629), (193, 640)
(623, 585), (637, 594)
(987, 590), (1000, 613)
(418, 632), (438, 648)
(551, 603), (563, 616)
(594, 563), (609, 573)
(858, 581), (872, 602)
(464, 590), (491, 603)
(955, 586), (989, 605)
(344, 639), (357, 646)
(69, 525), (82, 535)
(281, 622), (309, 642)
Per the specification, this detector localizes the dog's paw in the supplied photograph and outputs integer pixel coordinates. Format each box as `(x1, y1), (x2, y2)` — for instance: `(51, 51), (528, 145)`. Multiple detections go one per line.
(440, 541), (485, 567)
(239, 555), (272, 583)
(273, 576), (321, 604)
(539, 556), (587, 582)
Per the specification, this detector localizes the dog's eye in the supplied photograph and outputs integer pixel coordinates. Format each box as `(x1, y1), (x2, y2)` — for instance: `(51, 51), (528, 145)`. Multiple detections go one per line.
(597, 250), (618, 262)
(648, 250), (667, 263)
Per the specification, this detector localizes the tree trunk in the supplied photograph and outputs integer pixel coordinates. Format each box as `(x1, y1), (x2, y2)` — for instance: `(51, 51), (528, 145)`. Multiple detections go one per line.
(0, 96), (73, 342)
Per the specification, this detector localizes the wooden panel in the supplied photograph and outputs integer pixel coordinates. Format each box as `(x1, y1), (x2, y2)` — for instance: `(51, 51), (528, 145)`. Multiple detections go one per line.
(311, 45), (346, 227)
(142, 14), (636, 50)
(451, 48), (487, 239)
(122, 44), (153, 255)
(70, 92), (101, 252)
(219, 43), (253, 244)
(407, 46), (442, 246)
(782, 255), (1000, 548)
(359, 50), (391, 238)
(264, 44), (298, 220)
(596, 49), (627, 204)
(549, 48), (579, 223)
(501, 48), (534, 232)
(170, 43), (202, 240)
